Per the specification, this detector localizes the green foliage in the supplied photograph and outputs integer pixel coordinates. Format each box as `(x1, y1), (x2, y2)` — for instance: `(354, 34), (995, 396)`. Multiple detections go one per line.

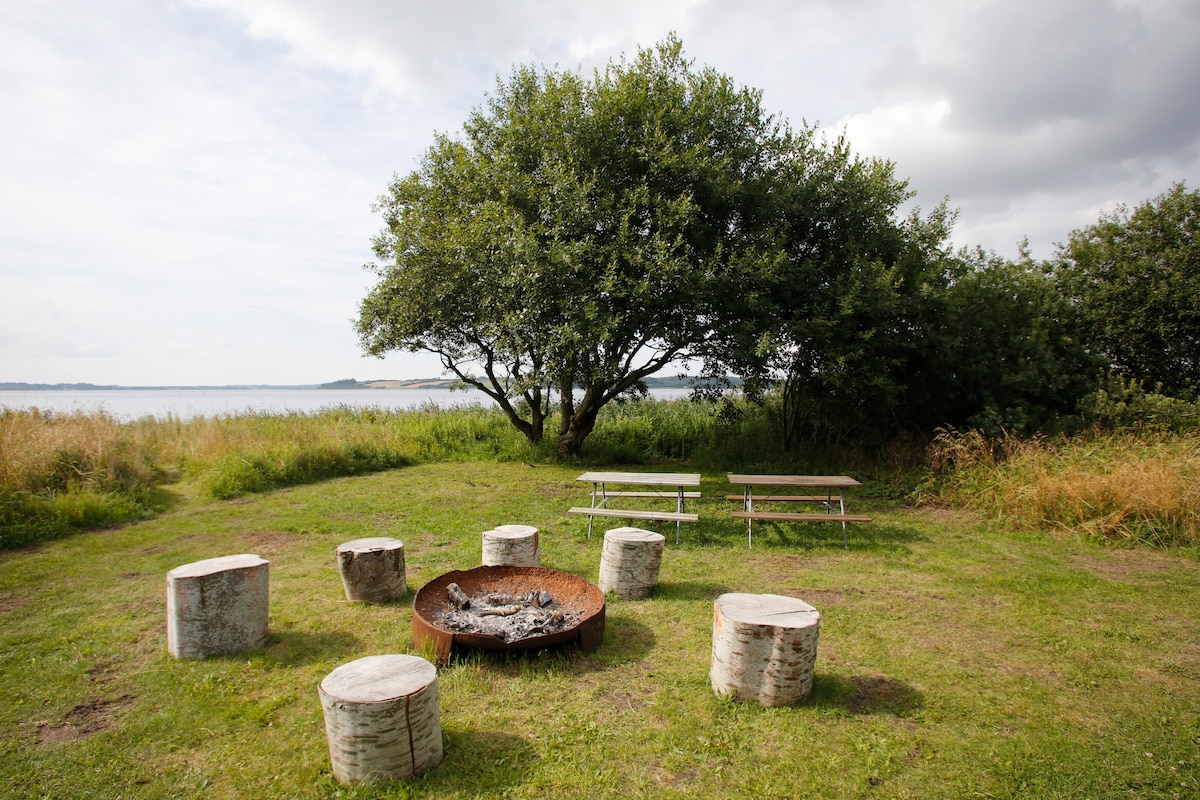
(1077, 374), (1200, 432)
(932, 246), (1103, 436)
(1055, 181), (1200, 397)
(359, 35), (920, 457)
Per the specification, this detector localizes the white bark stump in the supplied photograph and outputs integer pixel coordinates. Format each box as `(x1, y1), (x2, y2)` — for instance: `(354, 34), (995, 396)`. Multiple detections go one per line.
(166, 554), (269, 659)
(319, 654), (444, 784)
(336, 537), (407, 603)
(710, 592), (821, 707)
(481, 525), (540, 566)
(597, 527), (665, 600)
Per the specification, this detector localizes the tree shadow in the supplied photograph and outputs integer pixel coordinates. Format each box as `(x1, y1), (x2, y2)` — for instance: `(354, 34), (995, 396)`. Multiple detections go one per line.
(807, 672), (924, 716)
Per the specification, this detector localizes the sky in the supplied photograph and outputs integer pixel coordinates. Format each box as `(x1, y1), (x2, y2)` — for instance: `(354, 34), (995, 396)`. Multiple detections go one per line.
(2, 0), (1198, 386)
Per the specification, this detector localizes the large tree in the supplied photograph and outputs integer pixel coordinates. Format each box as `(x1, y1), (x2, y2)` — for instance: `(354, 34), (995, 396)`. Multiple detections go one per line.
(358, 37), (794, 456)
(1054, 182), (1200, 397)
(696, 134), (955, 448)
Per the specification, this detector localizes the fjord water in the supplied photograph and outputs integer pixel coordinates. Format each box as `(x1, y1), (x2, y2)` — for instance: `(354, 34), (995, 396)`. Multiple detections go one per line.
(0, 386), (691, 421)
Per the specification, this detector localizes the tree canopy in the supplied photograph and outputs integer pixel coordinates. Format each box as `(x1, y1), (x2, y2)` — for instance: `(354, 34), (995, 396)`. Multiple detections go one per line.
(359, 37), (1193, 455)
(1054, 182), (1200, 398)
(358, 36), (917, 455)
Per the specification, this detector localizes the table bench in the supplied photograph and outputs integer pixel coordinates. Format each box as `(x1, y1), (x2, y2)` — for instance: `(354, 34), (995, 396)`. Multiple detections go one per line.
(726, 474), (870, 548)
(569, 471), (701, 543)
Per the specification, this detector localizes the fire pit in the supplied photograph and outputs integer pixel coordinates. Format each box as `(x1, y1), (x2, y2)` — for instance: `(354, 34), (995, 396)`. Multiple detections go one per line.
(413, 566), (605, 663)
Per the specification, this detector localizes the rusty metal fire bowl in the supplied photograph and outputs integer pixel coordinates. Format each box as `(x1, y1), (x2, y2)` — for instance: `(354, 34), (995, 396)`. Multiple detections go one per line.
(413, 565), (605, 663)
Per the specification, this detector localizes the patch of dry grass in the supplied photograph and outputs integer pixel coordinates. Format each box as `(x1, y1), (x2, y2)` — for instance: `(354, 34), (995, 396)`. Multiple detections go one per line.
(0, 408), (160, 495)
(927, 428), (1200, 546)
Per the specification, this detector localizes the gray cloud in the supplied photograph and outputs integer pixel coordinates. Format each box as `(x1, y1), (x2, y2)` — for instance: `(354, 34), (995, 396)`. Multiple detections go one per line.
(2, 0), (1197, 383)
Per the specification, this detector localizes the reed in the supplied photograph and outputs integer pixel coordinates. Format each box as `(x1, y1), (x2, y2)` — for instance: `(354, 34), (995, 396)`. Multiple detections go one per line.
(0, 409), (168, 547)
(927, 428), (1200, 547)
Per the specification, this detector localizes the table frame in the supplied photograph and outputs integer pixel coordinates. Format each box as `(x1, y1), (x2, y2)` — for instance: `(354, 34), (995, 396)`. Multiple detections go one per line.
(570, 471), (701, 543)
(726, 474), (867, 549)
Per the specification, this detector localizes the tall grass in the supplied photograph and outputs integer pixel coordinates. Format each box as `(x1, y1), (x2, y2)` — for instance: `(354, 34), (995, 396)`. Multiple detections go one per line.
(0, 409), (165, 548)
(584, 398), (720, 463)
(0, 403), (555, 547)
(8, 396), (1200, 551)
(925, 427), (1200, 547)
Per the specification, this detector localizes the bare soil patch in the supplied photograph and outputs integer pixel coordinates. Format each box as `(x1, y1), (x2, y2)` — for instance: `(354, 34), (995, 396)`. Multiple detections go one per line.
(37, 694), (135, 744)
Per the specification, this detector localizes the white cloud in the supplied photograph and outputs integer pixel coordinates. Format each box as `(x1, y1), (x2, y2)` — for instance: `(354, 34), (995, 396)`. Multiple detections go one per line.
(1, 0), (1198, 383)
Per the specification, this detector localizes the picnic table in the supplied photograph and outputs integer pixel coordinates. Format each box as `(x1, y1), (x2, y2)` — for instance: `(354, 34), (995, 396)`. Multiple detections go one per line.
(726, 474), (871, 549)
(568, 471), (701, 543)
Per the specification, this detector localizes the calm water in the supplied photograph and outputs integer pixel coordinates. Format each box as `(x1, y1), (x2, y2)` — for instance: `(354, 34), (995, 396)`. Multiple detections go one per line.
(0, 387), (692, 422)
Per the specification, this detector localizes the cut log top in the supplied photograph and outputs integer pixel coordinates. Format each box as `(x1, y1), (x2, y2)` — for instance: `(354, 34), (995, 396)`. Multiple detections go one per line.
(336, 537), (403, 554)
(605, 527), (666, 544)
(320, 654), (437, 703)
(484, 526), (537, 540)
(167, 553), (266, 578)
(715, 592), (820, 628)
(493, 524), (538, 535)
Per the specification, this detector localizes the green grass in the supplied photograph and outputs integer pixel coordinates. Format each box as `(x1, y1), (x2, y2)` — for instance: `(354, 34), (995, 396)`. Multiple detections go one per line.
(2, 462), (1198, 799)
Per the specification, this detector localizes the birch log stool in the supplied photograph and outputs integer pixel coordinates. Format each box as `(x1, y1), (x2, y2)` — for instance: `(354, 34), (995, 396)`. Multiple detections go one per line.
(319, 654), (444, 785)
(166, 554), (269, 659)
(710, 593), (821, 707)
(597, 527), (665, 600)
(336, 537), (407, 603)
(481, 524), (540, 566)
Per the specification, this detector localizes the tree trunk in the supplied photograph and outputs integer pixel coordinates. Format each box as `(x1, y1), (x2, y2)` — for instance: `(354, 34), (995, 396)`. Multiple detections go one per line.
(557, 395), (600, 458)
(336, 538), (406, 603)
(597, 527), (665, 599)
(481, 525), (540, 566)
(710, 592), (821, 706)
(319, 654), (444, 784)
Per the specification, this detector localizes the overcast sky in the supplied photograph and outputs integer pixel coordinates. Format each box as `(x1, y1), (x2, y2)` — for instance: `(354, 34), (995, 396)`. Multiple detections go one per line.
(3, 0), (1197, 386)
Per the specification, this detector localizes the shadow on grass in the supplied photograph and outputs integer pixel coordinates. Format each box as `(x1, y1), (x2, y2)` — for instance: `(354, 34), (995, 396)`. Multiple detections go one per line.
(421, 730), (538, 796)
(260, 630), (363, 666)
(738, 520), (930, 554)
(808, 672), (924, 716)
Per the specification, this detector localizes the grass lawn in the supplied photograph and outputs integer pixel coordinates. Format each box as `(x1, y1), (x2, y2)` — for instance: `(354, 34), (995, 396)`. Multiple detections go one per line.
(2, 461), (1198, 799)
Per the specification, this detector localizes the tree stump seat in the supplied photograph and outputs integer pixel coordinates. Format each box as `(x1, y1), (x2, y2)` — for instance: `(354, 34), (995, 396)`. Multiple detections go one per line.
(319, 654), (444, 785)
(336, 537), (407, 603)
(166, 554), (269, 660)
(710, 592), (821, 707)
(481, 525), (540, 566)
(597, 526), (666, 600)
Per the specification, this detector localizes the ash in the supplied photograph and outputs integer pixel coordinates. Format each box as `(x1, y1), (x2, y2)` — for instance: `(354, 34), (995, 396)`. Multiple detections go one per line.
(437, 584), (580, 642)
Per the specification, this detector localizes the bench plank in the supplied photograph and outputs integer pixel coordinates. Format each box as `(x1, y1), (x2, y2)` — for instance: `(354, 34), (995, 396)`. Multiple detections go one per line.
(602, 491), (701, 499)
(568, 507), (699, 523)
(724, 494), (832, 503)
(731, 511), (872, 523)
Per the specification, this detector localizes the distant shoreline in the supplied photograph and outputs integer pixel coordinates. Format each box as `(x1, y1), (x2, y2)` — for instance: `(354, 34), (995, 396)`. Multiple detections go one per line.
(0, 375), (703, 392)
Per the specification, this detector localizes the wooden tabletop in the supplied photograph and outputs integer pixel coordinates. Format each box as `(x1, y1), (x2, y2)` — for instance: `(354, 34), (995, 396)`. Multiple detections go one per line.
(727, 474), (861, 488)
(578, 471), (701, 487)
